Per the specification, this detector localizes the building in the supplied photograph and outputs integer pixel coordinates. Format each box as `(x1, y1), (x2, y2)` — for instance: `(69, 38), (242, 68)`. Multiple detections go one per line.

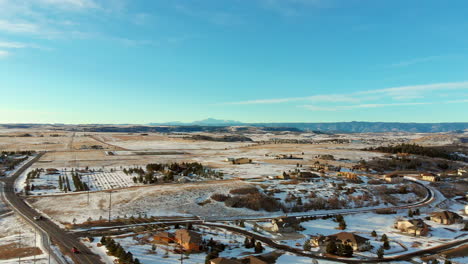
(297, 171), (320, 179)
(421, 173), (440, 182)
(395, 219), (430, 236)
(384, 173), (404, 183)
(210, 258), (242, 264)
(232, 158), (252, 165)
(243, 256), (269, 264)
(271, 216), (302, 233)
(338, 172), (359, 181)
(46, 168), (59, 174)
(174, 229), (202, 252)
(327, 232), (371, 252)
(458, 167), (468, 176)
(430, 211), (463, 225)
(153, 232), (174, 245)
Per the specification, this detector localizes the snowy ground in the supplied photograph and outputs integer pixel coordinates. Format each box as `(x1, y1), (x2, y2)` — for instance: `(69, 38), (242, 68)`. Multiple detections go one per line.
(27, 180), (265, 225)
(84, 225), (276, 264)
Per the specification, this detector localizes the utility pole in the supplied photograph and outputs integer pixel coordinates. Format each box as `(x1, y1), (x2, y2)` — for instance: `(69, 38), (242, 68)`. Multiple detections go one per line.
(48, 236), (51, 264)
(87, 174), (90, 205)
(18, 228), (21, 264)
(33, 229), (36, 264)
(108, 191), (113, 223)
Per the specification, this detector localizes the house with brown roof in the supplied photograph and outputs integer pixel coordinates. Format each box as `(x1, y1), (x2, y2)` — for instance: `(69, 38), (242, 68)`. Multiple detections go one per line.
(327, 232), (371, 252)
(395, 218), (430, 236)
(271, 216), (302, 233)
(174, 229), (202, 252)
(210, 257), (242, 264)
(232, 158), (252, 165)
(421, 173), (440, 182)
(430, 211), (463, 225)
(242, 256), (269, 264)
(153, 231), (174, 245)
(384, 173), (404, 183)
(338, 172), (359, 181)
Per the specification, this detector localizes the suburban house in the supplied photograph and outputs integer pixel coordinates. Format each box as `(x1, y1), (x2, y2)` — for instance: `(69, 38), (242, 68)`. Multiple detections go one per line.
(338, 172), (359, 181)
(210, 258), (242, 264)
(395, 219), (430, 236)
(46, 168), (60, 174)
(297, 171), (320, 179)
(242, 256), (269, 264)
(231, 158), (252, 165)
(271, 216), (302, 233)
(384, 173), (404, 183)
(310, 232), (370, 252)
(430, 211), (463, 225)
(153, 231), (174, 245)
(458, 167), (468, 176)
(310, 235), (328, 248)
(174, 229), (202, 252)
(421, 173), (440, 182)
(327, 232), (371, 252)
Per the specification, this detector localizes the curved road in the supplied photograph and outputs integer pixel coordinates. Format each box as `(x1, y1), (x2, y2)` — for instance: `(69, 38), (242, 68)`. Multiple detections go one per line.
(0, 153), (103, 264)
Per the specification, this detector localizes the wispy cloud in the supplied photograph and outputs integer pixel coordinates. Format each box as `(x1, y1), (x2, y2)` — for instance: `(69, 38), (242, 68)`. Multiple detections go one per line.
(0, 20), (40, 34)
(226, 94), (359, 105)
(258, 0), (333, 17)
(37, 0), (99, 10)
(225, 81), (468, 105)
(300, 102), (432, 111)
(0, 50), (10, 58)
(389, 55), (448, 67)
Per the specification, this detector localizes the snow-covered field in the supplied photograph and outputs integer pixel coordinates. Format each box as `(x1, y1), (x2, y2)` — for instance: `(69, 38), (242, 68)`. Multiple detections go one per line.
(28, 180), (263, 224)
(84, 224), (277, 264)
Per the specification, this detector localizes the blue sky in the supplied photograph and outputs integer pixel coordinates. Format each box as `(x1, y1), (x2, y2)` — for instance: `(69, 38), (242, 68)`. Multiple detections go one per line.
(0, 0), (467, 124)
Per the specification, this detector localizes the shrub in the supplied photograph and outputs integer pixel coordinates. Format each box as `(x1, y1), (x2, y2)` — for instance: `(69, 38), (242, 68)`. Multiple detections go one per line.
(229, 187), (259, 195)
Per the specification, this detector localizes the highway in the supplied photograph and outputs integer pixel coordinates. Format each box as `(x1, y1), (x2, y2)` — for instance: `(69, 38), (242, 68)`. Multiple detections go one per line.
(0, 153), (103, 264)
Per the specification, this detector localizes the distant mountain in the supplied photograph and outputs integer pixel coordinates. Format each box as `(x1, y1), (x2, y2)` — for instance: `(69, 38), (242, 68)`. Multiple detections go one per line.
(149, 118), (243, 126)
(147, 119), (468, 133)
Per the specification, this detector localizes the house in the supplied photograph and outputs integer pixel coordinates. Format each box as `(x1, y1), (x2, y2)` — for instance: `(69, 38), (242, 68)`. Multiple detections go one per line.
(242, 256), (269, 264)
(395, 219), (430, 236)
(421, 173), (440, 182)
(310, 235), (328, 247)
(338, 172), (358, 181)
(153, 232), (175, 244)
(327, 232), (371, 252)
(210, 257), (242, 264)
(458, 167), (468, 176)
(297, 171), (320, 179)
(174, 229), (202, 252)
(271, 216), (302, 233)
(46, 168), (59, 174)
(384, 173), (404, 183)
(232, 158), (252, 165)
(430, 211), (463, 225)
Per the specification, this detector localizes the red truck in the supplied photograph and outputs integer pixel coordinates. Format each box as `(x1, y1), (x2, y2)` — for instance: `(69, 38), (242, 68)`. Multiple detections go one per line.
(71, 247), (80, 254)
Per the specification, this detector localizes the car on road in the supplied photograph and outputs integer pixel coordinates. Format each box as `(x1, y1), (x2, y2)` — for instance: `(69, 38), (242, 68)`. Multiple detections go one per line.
(72, 247), (80, 254)
(33, 216), (42, 220)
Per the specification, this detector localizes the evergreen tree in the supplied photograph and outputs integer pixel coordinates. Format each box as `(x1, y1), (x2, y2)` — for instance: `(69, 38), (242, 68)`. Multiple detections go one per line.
(339, 220), (347, 230)
(444, 260), (451, 264)
(381, 234), (388, 242)
(377, 247), (384, 259)
(326, 241), (337, 255)
(408, 209), (413, 217)
(371, 230), (377, 237)
(244, 237), (251, 248)
(383, 240), (390, 250)
(100, 236), (107, 245)
(254, 241), (264, 253)
(303, 240), (312, 251)
(134, 258), (141, 264)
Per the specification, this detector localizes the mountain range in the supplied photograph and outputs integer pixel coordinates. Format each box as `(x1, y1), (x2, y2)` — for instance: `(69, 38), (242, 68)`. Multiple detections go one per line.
(149, 119), (468, 133)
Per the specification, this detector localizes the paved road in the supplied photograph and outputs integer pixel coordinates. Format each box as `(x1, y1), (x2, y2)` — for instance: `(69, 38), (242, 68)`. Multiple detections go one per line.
(0, 153), (104, 264)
